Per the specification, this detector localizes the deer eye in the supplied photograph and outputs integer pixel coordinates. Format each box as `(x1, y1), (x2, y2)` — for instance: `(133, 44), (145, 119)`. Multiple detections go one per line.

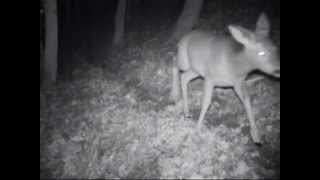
(258, 51), (265, 56)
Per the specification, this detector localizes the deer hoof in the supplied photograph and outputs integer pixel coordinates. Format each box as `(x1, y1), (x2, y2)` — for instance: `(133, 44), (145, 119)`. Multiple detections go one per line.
(251, 128), (262, 144)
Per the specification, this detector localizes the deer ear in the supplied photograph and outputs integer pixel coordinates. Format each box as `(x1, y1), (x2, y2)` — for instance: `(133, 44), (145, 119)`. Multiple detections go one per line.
(228, 25), (253, 45)
(255, 12), (270, 38)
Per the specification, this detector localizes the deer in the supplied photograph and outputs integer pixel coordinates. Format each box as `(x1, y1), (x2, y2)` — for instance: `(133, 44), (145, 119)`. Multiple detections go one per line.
(170, 13), (280, 144)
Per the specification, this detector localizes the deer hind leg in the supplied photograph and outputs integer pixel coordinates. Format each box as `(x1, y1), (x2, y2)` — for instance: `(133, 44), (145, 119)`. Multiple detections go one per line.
(181, 70), (198, 118)
(234, 82), (262, 144)
(196, 79), (214, 130)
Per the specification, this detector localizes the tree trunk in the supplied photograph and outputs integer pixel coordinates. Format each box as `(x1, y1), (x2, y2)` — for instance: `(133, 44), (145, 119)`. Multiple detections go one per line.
(170, 0), (203, 42)
(43, 0), (58, 87)
(113, 0), (127, 46)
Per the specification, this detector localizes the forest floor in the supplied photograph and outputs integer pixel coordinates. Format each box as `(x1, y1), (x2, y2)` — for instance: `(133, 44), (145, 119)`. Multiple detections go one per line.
(40, 7), (280, 179)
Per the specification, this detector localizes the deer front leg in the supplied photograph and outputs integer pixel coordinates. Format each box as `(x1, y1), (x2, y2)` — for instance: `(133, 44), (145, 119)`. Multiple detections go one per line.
(196, 80), (214, 131)
(234, 82), (261, 144)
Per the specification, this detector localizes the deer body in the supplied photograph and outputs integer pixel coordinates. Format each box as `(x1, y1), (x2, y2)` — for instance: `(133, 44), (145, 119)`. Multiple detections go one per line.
(178, 31), (253, 86)
(170, 13), (280, 144)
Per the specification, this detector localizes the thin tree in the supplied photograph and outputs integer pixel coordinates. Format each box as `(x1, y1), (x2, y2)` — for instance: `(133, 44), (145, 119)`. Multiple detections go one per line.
(43, 0), (58, 87)
(170, 0), (204, 42)
(113, 0), (127, 46)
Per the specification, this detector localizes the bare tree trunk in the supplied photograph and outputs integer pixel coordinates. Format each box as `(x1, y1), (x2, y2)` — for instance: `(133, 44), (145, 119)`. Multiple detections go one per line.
(43, 0), (58, 87)
(170, 0), (203, 42)
(113, 0), (127, 46)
